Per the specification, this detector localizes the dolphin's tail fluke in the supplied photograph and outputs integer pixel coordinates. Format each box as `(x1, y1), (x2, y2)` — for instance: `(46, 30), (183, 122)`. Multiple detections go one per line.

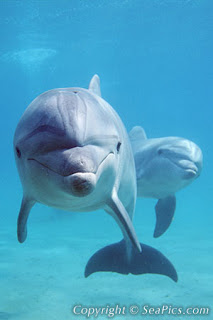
(85, 240), (178, 282)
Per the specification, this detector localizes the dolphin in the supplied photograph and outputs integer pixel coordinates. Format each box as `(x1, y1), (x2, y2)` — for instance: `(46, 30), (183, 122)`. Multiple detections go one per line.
(129, 126), (203, 238)
(14, 75), (177, 281)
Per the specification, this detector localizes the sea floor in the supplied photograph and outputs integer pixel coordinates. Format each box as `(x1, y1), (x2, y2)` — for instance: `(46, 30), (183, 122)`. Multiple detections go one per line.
(0, 202), (212, 320)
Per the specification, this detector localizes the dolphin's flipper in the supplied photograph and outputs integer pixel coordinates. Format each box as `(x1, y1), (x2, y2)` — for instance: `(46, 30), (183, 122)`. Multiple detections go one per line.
(85, 240), (178, 282)
(154, 195), (176, 238)
(17, 197), (35, 243)
(88, 74), (101, 97)
(106, 191), (141, 253)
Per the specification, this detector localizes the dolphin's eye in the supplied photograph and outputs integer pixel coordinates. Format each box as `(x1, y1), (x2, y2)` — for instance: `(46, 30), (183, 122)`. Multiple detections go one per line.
(117, 142), (122, 153)
(16, 147), (21, 158)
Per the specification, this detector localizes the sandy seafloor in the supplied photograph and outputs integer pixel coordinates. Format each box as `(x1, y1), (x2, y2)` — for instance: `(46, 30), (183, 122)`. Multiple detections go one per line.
(0, 188), (212, 320)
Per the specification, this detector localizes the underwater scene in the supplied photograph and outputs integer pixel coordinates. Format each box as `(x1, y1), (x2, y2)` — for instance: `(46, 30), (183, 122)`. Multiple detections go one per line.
(0, 1), (213, 319)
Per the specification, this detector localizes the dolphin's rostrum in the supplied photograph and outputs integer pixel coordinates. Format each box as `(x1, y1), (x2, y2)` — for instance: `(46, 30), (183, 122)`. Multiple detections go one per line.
(14, 75), (177, 282)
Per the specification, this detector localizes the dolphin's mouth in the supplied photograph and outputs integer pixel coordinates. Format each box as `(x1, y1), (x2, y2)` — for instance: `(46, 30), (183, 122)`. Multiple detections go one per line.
(167, 158), (198, 179)
(28, 151), (113, 177)
(28, 151), (114, 197)
(28, 158), (64, 175)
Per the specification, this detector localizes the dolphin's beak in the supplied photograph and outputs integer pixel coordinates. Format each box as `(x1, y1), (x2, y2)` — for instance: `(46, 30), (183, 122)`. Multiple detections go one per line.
(172, 159), (199, 179)
(66, 172), (96, 197)
(183, 167), (198, 179)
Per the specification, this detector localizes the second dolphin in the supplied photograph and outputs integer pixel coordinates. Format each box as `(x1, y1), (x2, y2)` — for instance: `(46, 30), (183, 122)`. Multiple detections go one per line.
(129, 126), (202, 238)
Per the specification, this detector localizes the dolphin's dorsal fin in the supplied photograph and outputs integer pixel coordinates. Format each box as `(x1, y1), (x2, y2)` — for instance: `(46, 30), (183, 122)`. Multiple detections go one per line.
(89, 74), (101, 97)
(129, 126), (147, 152)
(129, 126), (147, 141)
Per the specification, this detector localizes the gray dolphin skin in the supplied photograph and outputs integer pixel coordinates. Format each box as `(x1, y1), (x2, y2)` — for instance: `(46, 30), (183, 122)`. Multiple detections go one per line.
(14, 76), (177, 281)
(129, 126), (203, 238)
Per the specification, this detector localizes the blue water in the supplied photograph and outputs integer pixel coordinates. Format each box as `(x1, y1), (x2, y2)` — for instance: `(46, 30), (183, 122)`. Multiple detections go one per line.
(0, 1), (213, 319)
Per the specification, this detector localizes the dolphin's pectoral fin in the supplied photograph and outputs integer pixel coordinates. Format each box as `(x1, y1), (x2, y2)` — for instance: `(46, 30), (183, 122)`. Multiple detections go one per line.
(106, 191), (141, 253)
(88, 74), (101, 97)
(85, 240), (178, 282)
(17, 197), (35, 243)
(154, 195), (176, 238)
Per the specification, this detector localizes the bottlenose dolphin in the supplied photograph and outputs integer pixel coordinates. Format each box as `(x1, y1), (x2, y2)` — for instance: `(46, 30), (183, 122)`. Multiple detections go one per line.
(14, 76), (177, 281)
(129, 126), (203, 238)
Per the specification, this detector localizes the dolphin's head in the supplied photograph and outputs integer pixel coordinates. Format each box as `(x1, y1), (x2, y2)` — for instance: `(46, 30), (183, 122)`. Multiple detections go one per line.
(14, 88), (122, 209)
(135, 137), (203, 198)
(156, 137), (202, 178)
